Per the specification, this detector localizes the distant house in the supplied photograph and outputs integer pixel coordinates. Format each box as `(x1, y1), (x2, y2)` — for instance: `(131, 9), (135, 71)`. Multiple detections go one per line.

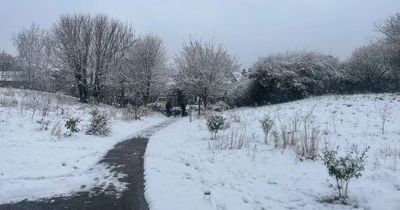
(0, 52), (28, 88)
(0, 71), (28, 88)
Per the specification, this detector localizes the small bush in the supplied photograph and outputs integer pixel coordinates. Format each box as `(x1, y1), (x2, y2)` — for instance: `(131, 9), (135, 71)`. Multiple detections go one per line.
(322, 145), (369, 202)
(260, 114), (274, 144)
(86, 109), (111, 136)
(206, 115), (227, 139)
(65, 117), (80, 136)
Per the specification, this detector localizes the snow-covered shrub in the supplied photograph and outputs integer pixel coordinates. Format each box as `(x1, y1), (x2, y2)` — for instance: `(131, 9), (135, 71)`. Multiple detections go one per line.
(248, 51), (342, 105)
(206, 115), (227, 139)
(260, 114), (274, 144)
(36, 118), (51, 131)
(322, 145), (369, 202)
(86, 109), (111, 136)
(226, 75), (252, 107)
(64, 117), (80, 136)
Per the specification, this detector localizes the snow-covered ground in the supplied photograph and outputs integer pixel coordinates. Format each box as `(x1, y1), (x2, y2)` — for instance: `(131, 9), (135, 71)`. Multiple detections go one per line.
(0, 88), (167, 204)
(145, 94), (400, 210)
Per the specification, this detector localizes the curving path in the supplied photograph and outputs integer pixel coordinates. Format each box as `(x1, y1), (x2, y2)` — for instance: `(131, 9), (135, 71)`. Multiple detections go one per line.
(0, 119), (175, 210)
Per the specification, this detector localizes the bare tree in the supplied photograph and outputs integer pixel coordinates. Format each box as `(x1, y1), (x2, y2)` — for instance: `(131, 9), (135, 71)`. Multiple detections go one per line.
(91, 14), (135, 102)
(129, 34), (166, 106)
(349, 41), (390, 92)
(175, 39), (239, 114)
(13, 24), (47, 89)
(53, 14), (93, 102)
(96, 20), (136, 105)
(376, 103), (393, 135)
(377, 12), (400, 72)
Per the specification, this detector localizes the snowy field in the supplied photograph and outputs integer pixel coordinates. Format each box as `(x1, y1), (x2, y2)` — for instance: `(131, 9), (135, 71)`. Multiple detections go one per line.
(145, 94), (400, 210)
(0, 88), (166, 204)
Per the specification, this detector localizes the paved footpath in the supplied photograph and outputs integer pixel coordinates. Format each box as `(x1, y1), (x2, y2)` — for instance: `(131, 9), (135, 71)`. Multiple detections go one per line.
(0, 119), (175, 210)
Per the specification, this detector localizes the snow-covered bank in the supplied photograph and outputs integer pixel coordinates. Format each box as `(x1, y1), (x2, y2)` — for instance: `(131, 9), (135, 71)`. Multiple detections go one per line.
(0, 88), (167, 204)
(145, 94), (400, 210)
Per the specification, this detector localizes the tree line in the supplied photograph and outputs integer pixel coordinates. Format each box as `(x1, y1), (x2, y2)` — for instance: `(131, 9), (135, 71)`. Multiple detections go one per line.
(3, 12), (400, 109)
(228, 12), (400, 106)
(11, 14), (167, 106)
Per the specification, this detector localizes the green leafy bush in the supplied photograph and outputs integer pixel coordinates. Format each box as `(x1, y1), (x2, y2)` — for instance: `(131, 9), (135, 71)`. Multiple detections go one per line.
(206, 115), (226, 139)
(65, 117), (80, 136)
(322, 145), (369, 202)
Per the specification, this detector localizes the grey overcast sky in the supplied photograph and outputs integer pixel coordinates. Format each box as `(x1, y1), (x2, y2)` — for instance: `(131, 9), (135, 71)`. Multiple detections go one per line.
(1, 0), (400, 67)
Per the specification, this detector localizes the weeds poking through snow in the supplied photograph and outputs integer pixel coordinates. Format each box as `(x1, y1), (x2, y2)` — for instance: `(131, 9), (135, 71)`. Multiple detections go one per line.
(208, 124), (254, 151)
(378, 144), (400, 171)
(271, 110), (322, 160)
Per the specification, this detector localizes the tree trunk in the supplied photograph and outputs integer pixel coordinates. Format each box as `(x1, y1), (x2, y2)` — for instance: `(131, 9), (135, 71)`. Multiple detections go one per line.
(202, 95), (208, 109)
(81, 67), (88, 103)
(198, 97), (201, 116)
(93, 67), (102, 102)
(143, 71), (151, 106)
